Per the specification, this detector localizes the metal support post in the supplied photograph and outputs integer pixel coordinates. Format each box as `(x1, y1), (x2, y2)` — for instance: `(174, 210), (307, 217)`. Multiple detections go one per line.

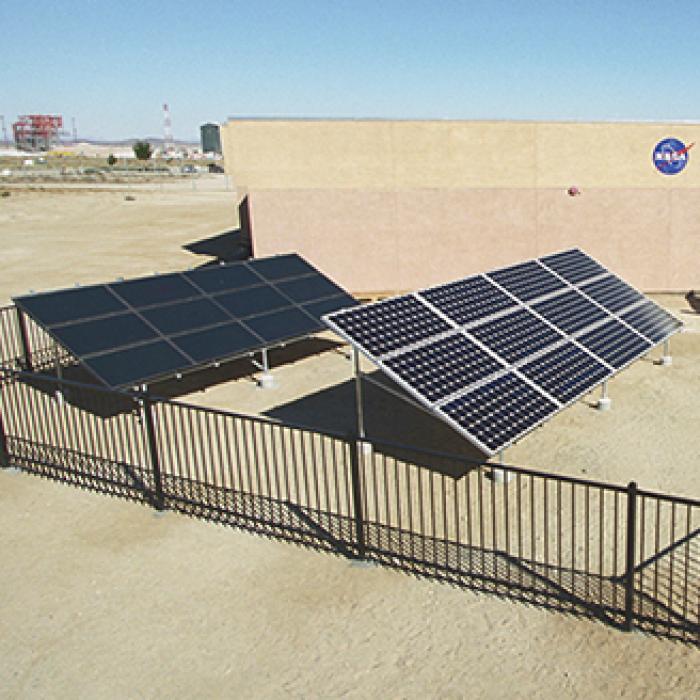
(15, 308), (32, 371)
(142, 394), (165, 511)
(353, 348), (372, 454)
(54, 342), (64, 406)
(660, 338), (672, 366)
(348, 437), (366, 559)
(353, 348), (365, 439)
(258, 347), (274, 388)
(624, 481), (638, 632)
(597, 380), (611, 411)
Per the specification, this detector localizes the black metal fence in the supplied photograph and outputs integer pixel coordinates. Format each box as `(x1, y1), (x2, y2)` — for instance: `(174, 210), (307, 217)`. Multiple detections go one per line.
(0, 304), (72, 374)
(0, 304), (698, 643)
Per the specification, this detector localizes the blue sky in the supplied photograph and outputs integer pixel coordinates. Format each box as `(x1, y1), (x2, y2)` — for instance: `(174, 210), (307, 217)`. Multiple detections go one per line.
(2, 1), (699, 141)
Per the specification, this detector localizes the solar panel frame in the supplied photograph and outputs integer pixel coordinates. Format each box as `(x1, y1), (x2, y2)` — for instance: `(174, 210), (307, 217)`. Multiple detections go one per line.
(13, 254), (358, 389)
(324, 247), (682, 456)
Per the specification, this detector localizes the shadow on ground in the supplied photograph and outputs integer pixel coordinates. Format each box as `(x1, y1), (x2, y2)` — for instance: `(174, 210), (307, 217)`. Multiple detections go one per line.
(17, 337), (344, 417)
(265, 369), (488, 476)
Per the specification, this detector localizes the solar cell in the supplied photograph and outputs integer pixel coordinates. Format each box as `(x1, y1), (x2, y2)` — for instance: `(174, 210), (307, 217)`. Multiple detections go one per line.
(620, 301), (682, 343)
(519, 342), (609, 403)
(419, 276), (517, 326)
(302, 294), (358, 320)
(539, 249), (606, 284)
(487, 261), (566, 301)
(17, 285), (126, 326)
(329, 296), (451, 357)
(83, 341), (191, 388)
(384, 334), (506, 403)
(468, 308), (564, 364)
(171, 322), (262, 363)
(276, 274), (348, 304)
(110, 273), (199, 308)
(216, 285), (292, 319)
(250, 253), (317, 281)
(140, 298), (229, 335)
(533, 289), (608, 334)
(577, 320), (651, 369)
(244, 307), (321, 344)
(440, 373), (558, 452)
(51, 313), (157, 357)
(580, 275), (643, 313)
(184, 264), (261, 293)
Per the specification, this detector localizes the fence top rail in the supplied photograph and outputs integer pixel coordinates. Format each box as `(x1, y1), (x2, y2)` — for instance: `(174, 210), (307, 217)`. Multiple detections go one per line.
(636, 487), (700, 508)
(3, 367), (699, 505)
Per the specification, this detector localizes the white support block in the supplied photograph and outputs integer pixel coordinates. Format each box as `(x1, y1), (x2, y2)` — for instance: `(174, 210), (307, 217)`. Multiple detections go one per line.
(359, 440), (373, 456)
(258, 372), (275, 389)
(492, 467), (514, 484)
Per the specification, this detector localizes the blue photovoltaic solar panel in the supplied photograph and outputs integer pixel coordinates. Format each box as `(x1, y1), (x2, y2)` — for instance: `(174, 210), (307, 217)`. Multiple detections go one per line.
(384, 334), (506, 403)
(323, 247), (681, 456)
(577, 320), (652, 369)
(469, 308), (564, 364)
(539, 249), (606, 284)
(580, 274), (643, 313)
(14, 254), (357, 388)
(533, 289), (608, 334)
(518, 342), (609, 404)
(327, 295), (451, 357)
(440, 373), (559, 453)
(418, 276), (516, 326)
(487, 260), (566, 301)
(620, 301), (682, 344)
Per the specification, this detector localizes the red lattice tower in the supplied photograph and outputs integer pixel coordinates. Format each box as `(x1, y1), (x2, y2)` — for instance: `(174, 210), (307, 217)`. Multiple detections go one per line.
(13, 115), (63, 151)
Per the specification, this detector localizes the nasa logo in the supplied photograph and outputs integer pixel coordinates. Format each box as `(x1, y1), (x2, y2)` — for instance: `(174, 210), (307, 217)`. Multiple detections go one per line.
(653, 137), (694, 175)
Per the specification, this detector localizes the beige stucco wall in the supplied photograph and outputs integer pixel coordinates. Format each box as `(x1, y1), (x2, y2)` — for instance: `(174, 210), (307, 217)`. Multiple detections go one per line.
(221, 119), (700, 292)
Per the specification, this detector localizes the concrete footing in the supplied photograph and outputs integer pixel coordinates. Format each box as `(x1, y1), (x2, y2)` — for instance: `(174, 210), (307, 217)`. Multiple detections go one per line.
(258, 372), (275, 389)
(492, 467), (514, 483)
(597, 396), (612, 411)
(359, 441), (373, 455)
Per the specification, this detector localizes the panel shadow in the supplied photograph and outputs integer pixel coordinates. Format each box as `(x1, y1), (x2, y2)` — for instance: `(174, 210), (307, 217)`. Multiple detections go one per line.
(264, 371), (488, 477)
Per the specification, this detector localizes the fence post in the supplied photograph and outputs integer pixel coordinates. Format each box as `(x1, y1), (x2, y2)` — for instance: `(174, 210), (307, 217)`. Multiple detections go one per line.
(0, 400), (9, 468)
(624, 481), (638, 632)
(15, 309), (33, 372)
(142, 395), (165, 511)
(348, 436), (366, 559)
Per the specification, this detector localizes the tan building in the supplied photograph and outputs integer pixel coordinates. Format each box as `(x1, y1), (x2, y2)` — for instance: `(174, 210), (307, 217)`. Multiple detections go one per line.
(221, 119), (700, 294)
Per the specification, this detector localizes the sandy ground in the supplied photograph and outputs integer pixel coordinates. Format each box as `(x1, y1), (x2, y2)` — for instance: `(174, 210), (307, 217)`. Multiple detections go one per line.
(0, 186), (699, 698)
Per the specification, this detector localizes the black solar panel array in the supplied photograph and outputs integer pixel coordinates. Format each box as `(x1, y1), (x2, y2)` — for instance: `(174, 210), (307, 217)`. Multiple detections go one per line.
(15, 254), (357, 388)
(324, 248), (682, 455)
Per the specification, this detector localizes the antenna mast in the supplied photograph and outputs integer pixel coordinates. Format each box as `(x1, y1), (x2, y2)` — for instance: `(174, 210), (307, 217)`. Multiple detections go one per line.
(163, 103), (173, 153)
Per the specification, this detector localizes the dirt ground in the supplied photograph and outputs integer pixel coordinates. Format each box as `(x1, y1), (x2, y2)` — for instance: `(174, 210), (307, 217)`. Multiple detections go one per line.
(0, 186), (698, 699)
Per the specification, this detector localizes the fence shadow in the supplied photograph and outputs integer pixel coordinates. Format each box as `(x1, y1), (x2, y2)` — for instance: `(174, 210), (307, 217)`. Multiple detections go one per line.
(9, 436), (698, 643)
(2, 370), (698, 647)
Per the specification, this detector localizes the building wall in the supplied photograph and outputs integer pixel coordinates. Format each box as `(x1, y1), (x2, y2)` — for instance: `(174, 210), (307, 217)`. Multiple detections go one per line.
(221, 119), (700, 292)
